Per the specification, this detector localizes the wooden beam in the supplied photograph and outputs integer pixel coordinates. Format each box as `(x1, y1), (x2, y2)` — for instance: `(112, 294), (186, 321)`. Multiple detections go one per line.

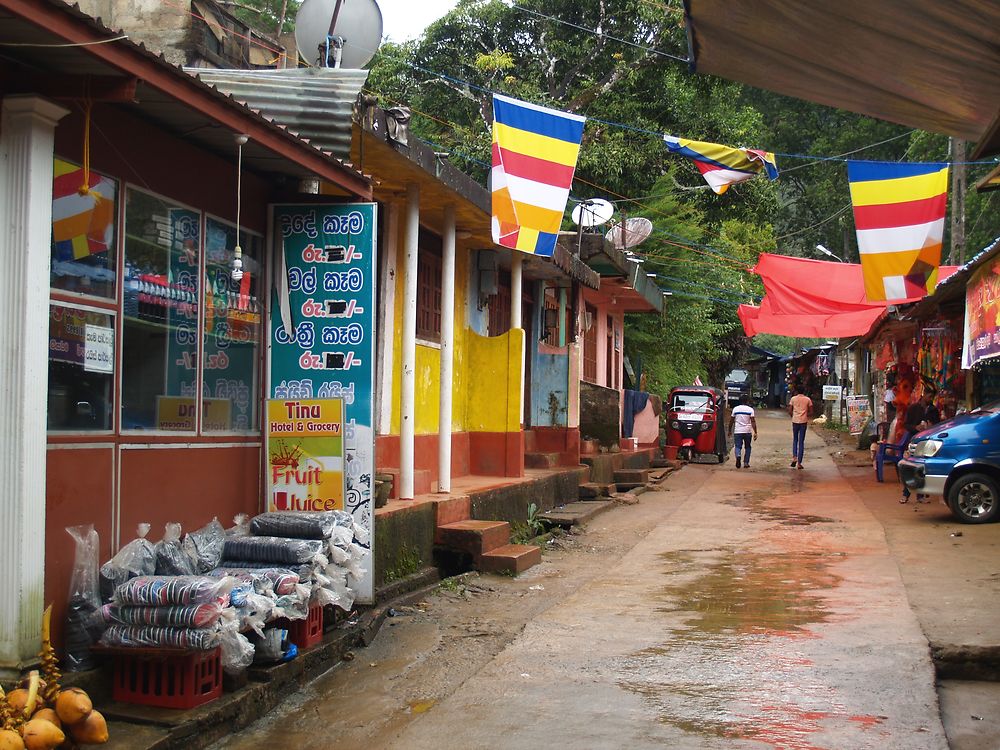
(8, 74), (137, 102)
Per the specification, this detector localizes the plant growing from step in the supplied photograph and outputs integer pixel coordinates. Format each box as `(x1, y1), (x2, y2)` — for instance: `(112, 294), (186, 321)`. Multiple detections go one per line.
(511, 503), (546, 545)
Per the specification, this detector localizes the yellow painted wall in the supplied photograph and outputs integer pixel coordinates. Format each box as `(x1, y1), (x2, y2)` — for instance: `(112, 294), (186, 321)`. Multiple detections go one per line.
(388, 233), (521, 437)
(465, 328), (524, 433)
(390, 238), (471, 436)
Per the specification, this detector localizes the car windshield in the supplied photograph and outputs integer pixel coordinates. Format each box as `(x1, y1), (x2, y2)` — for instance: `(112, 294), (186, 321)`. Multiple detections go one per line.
(672, 393), (712, 413)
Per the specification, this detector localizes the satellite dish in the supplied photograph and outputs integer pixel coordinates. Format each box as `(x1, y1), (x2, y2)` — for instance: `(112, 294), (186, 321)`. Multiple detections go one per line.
(571, 198), (614, 228)
(295, 0), (383, 69)
(606, 217), (653, 249)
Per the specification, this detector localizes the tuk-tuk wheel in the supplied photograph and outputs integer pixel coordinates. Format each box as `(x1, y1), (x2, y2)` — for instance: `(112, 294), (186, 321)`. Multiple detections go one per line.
(716, 453), (726, 464)
(678, 448), (690, 462)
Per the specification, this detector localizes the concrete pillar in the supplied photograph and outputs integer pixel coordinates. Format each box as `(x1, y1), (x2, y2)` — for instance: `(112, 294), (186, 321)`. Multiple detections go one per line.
(438, 205), (456, 493)
(510, 252), (523, 425)
(375, 202), (399, 435)
(0, 96), (70, 676)
(400, 184), (419, 500)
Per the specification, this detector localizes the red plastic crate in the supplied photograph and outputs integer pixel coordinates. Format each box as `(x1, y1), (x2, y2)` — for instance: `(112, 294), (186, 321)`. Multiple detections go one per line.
(276, 604), (324, 649)
(111, 647), (222, 709)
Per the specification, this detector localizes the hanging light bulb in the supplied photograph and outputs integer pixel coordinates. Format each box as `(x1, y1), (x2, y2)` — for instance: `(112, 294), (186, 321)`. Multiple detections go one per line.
(233, 133), (249, 281)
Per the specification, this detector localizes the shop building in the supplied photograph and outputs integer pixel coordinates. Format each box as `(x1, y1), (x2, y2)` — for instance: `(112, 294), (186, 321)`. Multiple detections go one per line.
(0, 0), (371, 675)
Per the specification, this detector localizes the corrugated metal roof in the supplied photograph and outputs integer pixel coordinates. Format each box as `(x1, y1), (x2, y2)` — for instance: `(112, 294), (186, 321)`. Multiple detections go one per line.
(187, 67), (369, 160)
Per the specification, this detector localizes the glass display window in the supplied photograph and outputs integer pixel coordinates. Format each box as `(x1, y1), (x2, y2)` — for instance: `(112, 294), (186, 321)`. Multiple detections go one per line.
(121, 188), (201, 431)
(47, 304), (114, 431)
(50, 157), (118, 299)
(202, 218), (262, 432)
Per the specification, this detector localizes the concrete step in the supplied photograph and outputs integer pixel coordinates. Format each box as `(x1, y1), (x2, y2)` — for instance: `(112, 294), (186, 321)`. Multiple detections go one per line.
(578, 482), (614, 499)
(524, 451), (560, 469)
(539, 500), (614, 527)
(435, 520), (511, 556)
(613, 468), (649, 484)
(479, 543), (541, 575)
(615, 481), (646, 492)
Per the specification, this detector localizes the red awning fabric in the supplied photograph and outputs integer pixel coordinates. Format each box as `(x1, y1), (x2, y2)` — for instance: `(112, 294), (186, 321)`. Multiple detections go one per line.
(742, 254), (958, 338)
(738, 300), (887, 338)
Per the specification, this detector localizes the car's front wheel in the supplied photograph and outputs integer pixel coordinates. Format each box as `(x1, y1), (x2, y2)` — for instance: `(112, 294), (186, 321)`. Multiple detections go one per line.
(947, 473), (1000, 524)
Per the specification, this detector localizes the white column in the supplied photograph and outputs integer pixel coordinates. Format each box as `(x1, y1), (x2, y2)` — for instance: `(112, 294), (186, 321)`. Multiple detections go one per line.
(510, 252), (523, 425)
(400, 183), (419, 500)
(438, 205), (456, 493)
(0, 96), (70, 676)
(375, 202), (399, 435)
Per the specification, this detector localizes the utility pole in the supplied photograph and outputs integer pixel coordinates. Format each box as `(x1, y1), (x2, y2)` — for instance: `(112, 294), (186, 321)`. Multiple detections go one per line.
(949, 137), (967, 265)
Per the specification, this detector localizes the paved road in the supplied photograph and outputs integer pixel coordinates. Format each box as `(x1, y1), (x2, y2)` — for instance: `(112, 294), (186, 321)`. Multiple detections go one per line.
(215, 415), (952, 749)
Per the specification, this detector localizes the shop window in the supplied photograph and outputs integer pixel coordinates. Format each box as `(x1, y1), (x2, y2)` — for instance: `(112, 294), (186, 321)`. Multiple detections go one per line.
(203, 218), (262, 432)
(541, 286), (566, 347)
(50, 157), (117, 299)
(582, 304), (598, 382)
(416, 230), (442, 342)
(47, 304), (114, 431)
(120, 188), (200, 431)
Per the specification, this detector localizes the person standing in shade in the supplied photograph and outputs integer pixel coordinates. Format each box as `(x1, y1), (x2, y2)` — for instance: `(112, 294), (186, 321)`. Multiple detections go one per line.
(729, 394), (758, 469)
(788, 386), (812, 469)
(900, 391), (935, 504)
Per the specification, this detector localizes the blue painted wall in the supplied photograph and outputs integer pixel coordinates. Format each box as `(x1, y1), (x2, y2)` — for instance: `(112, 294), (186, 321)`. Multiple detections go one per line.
(529, 281), (570, 427)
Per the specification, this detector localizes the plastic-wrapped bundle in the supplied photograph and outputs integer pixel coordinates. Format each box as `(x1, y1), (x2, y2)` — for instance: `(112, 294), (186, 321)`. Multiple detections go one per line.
(220, 620), (255, 674)
(215, 560), (313, 581)
(114, 575), (234, 607)
(101, 624), (221, 650)
(154, 523), (197, 576)
(182, 518), (226, 573)
(233, 592), (276, 636)
(223, 536), (324, 565)
(249, 511), (353, 540)
(99, 524), (156, 602)
(274, 594), (310, 621)
(226, 513), (250, 538)
(65, 525), (102, 671)
(104, 601), (226, 629)
(209, 568), (301, 596)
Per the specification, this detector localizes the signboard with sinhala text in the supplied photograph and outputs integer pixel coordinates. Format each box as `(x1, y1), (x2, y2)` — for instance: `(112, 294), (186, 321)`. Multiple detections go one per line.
(270, 203), (377, 603)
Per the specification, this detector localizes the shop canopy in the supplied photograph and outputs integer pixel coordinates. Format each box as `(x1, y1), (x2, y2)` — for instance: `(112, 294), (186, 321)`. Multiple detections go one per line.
(741, 254), (958, 338)
(683, 0), (1000, 154)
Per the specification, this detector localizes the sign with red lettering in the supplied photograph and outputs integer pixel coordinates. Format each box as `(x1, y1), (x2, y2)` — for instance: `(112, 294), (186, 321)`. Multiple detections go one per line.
(266, 398), (345, 512)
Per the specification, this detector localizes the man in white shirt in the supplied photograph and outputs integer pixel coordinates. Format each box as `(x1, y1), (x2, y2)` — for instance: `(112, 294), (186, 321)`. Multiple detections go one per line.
(728, 395), (758, 469)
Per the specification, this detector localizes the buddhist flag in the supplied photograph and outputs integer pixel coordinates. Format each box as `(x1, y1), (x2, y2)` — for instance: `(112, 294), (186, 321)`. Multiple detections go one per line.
(51, 158), (115, 261)
(847, 161), (949, 302)
(663, 136), (778, 194)
(491, 94), (585, 257)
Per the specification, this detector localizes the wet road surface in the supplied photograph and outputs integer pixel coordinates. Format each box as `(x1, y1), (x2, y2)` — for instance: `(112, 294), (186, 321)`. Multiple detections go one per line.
(213, 415), (949, 749)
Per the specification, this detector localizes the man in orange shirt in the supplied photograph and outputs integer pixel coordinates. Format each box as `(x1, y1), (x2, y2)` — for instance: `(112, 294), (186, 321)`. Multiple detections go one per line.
(787, 386), (812, 469)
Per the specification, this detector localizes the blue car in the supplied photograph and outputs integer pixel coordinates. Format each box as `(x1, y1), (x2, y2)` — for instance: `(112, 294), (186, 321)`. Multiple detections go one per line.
(898, 402), (1000, 524)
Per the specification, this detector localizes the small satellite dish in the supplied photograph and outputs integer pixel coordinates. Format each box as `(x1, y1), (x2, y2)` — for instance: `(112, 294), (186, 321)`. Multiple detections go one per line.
(295, 0), (383, 69)
(571, 198), (614, 228)
(606, 217), (653, 249)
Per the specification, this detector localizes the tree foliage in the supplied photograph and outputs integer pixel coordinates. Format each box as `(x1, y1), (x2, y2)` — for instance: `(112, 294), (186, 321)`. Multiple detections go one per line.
(355, 0), (1000, 387)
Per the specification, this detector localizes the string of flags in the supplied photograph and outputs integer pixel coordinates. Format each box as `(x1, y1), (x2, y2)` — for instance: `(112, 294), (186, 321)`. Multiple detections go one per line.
(490, 90), (956, 303)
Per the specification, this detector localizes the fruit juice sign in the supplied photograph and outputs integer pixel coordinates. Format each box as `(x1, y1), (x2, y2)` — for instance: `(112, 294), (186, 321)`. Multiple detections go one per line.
(267, 398), (345, 512)
(270, 203), (376, 602)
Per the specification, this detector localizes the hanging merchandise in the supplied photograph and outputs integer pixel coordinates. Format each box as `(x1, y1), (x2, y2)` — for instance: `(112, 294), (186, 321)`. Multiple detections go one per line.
(663, 135), (778, 194)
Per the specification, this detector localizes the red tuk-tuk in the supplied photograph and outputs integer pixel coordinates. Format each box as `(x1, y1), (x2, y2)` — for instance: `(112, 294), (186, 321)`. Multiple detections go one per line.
(666, 386), (729, 463)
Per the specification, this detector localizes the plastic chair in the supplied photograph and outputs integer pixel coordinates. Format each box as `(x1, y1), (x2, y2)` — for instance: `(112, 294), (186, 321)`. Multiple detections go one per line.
(875, 431), (911, 482)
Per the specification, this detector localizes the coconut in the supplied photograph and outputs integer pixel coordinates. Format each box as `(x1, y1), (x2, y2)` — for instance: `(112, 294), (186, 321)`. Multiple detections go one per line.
(67, 711), (108, 745)
(28, 709), (59, 729)
(53, 690), (91, 727)
(0, 729), (25, 750)
(19, 719), (64, 750)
